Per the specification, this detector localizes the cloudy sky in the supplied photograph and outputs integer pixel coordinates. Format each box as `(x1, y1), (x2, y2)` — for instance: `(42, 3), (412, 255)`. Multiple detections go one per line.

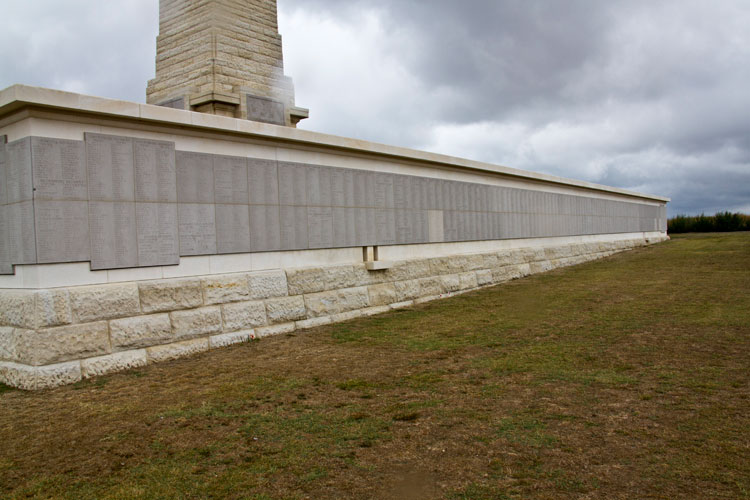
(2, 0), (749, 216)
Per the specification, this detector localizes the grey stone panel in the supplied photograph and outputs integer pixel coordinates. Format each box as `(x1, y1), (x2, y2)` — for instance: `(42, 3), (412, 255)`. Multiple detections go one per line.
(89, 201), (138, 270)
(215, 204), (251, 254)
(247, 94), (285, 126)
(395, 209), (409, 244)
(352, 170), (376, 208)
(0, 140), (5, 207)
(214, 155), (249, 204)
(375, 174), (394, 208)
(248, 158), (279, 206)
(278, 162), (307, 206)
(0, 205), (10, 274)
(332, 207), (355, 247)
(6, 138), (33, 204)
(178, 203), (217, 256)
(279, 205), (308, 250)
(134, 139), (177, 203)
(176, 151), (214, 203)
(306, 166), (332, 207)
(85, 133), (135, 202)
(136, 202), (179, 266)
(7, 201), (36, 265)
(393, 175), (407, 209)
(352, 208), (375, 246)
(307, 206), (333, 249)
(34, 200), (90, 264)
(376, 209), (396, 245)
(31, 138), (87, 201)
(331, 168), (345, 207)
(249, 204), (281, 252)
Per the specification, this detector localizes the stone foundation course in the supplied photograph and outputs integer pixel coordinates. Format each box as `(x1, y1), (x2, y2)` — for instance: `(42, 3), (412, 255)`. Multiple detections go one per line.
(0, 235), (666, 390)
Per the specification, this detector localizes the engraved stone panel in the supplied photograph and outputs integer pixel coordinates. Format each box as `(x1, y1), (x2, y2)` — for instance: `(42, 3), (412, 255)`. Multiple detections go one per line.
(176, 151), (214, 203)
(375, 174), (394, 208)
(31, 138), (87, 201)
(307, 166), (333, 207)
(34, 200), (90, 263)
(215, 204), (251, 254)
(0, 205), (10, 274)
(278, 162), (307, 206)
(6, 138), (33, 203)
(307, 206), (333, 249)
(248, 158), (279, 205)
(331, 168), (355, 207)
(279, 205), (308, 249)
(86, 133), (135, 202)
(395, 209), (410, 244)
(375, 209), (396, 245)
(136, 203), (179, 266)
(178, 203), (217, 256)
(353, 208), (376, 246)
(0, 140), (6, 207)
(214, 155), (248, 204)
(393, 175), (407, 209)
(247, 94), (285, 126)
(134, 139), (177, 202)
(249, 204), (281, 252)
(332, 207), (356, 247)
(7, 201), (36, 264)
(89, 201), (138, 269)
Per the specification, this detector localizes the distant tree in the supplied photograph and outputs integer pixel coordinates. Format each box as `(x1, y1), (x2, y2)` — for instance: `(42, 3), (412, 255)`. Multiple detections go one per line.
(668, 212), (750, 233)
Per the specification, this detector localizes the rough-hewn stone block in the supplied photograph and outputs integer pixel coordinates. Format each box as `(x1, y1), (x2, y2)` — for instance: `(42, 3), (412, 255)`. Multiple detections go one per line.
(81, 350), (148, 378)
(248, 270), (288, 299)
(458, 272), (479, 290)
(331, 310), (363, 323)
(0, 327), (17, 361)
(256, 322), (295, 337)
(296, 316), (332, 329)
(0, 291), (36, 329)
(147, 338), (209, 363)
(287, 266), (361, 295)
(70, 284), (140, 322)
(221, 301), (267, 331)
(171, 307), (222, 339)
(139, 278), (203, 313)
(418, 277), (446, 297)
(14, 322), (109, 366)
(393, 280), (421, 302)
(265, 295), (306, 323)
(475, 269), (493, 286)
(304, 286), (370, 317)
(367, 283), (397, 307)
(0, 360), (82, 390)
(35, 290), (73, 327)
(362, 305), (391, 316)
(209, 330), (254, 349)
(383, 260), (433, 282)
(390, 300), (414, 310)
(110, 314), (173, 350)
(202, 274), (249, 305)
(440, 274), (461, 293)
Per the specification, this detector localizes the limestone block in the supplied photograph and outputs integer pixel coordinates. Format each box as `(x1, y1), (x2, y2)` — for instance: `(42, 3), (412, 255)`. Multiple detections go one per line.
(491, 265), (523, 283)
(518, 263), (532, 277)
(479, 253), (499, 270)
(418, 277), (446, 297)
(255, 322), (296, 337)
(304, 286), (370, 318)
(529, 260), (555, 274)
(221, 301), (267, 331)
(147, 338), (209, 363)
(331, 310), (363, 323)
(389, 301), (414, 310)
(393, 280), (421, 302)
(361, 305), (391, 316)
(265, 295), (306, 323)
(0, 327), (17, 361)
(247, 270), (288, 300)
(110, 314), (173, 350)
(383, 260), (433, 282)
(458, 272), (479, 290)
(0, 291), (36, 329)
(209, 330), (254, 349)
(475, 269), (494, 286)
(429, 254), (485, 276)
(171, 306), (222, 339)
(0, 360), (82, 390)
(440, 274), (462, 293)
(35, 290), (72, 327)
(202, 274), (249, 305)
(139, 278), (203, 313)
(414, 295), (441, 305)
(496, 251), (524, 267)
(286, 266), (361, 295)
(70, 284), (140, 323)
(296, 316), (332, 329)
(81, 350), (148, 378)
(367, 283), (398, 307)
(15, 322), (109, 366)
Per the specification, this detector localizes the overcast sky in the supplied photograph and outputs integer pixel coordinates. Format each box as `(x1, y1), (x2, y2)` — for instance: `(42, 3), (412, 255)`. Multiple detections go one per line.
(2, 0), (749, 216)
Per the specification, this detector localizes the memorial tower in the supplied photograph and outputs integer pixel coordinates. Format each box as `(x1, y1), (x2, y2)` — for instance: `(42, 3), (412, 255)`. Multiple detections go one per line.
(146, 0), (308, 127)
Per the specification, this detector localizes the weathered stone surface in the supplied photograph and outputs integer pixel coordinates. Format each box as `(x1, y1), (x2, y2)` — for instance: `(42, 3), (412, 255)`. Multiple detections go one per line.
(429, 254), (485, 275)
(35, 361), (83, 389)
(221, 301), (267, 331)
(70, 284), (140, 322)
(362, 305), (391, 316)
(458, 272), (479, 290)
(265, 295), (306, 323)
(81, 350), (148, 378)
(110, 314), (173, 350)
(440, 274), (461, 293)
(171, 306), (222, 339)
(475, 269), (493, 286)
(0, 291), (36, 328)
(296, 316), (332, 329)
(0, 327), (17, 361)
(202, 274), (249, 305)
(418, 277), (446, 297)
(255, 322), (295, 337)
(414, 295), (441, 305)
(383, 260), (433, 282)
(367, 283), (397, 307)
(247, 270), (288, 299)
(393, 280), (421, 302)
(35, 289), (72, 327)
(14, 322), (109, 366)
(304, 287), (370, 317)
(139, 278), (203, 313)
(331, 310), (363, 323)
(147, 338), (209, 363)
(209, 330), (254, 349)
(286, 266), (362, 295)
(389, 301), (414, 310)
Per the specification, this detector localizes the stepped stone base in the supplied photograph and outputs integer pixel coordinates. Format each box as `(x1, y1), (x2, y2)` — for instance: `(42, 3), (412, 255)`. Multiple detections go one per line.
(0, 234), (666, 390)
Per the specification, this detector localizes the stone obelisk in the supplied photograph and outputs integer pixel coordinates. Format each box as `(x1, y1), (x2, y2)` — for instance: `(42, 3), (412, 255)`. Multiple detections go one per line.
(146, 0), (308, 127)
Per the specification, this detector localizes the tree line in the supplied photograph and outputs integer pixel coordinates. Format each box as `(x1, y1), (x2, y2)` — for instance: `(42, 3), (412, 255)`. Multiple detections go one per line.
(668, 211), (750, 233)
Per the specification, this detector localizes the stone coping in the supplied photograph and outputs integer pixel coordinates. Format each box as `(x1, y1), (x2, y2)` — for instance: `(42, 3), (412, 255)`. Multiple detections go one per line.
(0, 84), (670, 203)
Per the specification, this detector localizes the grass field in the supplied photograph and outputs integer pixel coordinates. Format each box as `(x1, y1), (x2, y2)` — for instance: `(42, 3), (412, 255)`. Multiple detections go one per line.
(1, 232), (748, 499)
